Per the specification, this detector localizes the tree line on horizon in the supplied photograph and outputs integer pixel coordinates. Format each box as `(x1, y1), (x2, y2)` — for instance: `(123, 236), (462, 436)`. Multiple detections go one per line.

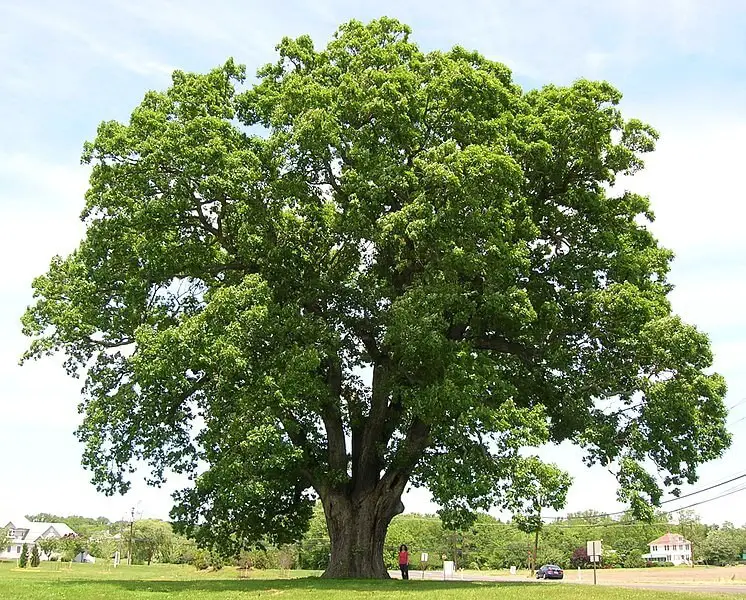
(9, 507), (744, 570)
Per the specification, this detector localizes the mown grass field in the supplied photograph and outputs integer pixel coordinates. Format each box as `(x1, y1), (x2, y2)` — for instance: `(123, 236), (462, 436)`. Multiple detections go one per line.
(0, 561), (739, 599)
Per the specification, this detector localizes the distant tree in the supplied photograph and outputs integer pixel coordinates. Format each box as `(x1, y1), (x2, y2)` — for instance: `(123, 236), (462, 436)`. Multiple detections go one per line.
(622, 553), (646, 568)
(88, 537), (117, 560)
(701, 529), (740, 566)
(601, 547), (621, 568)
(612, 536), (646, 568)
(26, 514), (112, 538)
(570, 546), (589, 568)
(677, 509), (708, 563)
(128, 520), (173, 565)
(26, 513), (64, 523)
(1, 527), (11, 553)
(278, 545), (297, 570)
(297, 503), (331, 570)
(30, 545), (41, 567)
(19, 543), (28, 568)
(170, 535), (198, 564)
(509, 460), (572, 572)
(36, 537), (60, 560)
(57, 535), (87, 562)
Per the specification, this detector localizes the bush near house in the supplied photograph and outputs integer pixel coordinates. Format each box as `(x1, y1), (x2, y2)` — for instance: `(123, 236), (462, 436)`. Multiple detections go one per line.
(18, 544), (28, 568)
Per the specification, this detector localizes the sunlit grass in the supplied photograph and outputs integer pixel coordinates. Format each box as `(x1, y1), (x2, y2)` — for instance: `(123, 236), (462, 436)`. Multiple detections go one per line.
(0, 561), (737, 599)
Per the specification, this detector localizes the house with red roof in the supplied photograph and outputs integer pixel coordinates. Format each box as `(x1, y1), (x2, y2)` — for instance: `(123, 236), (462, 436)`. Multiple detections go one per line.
(642, 532), (692, 565)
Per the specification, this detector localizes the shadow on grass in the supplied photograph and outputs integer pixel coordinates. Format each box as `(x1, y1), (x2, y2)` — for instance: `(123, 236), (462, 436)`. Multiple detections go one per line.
(53, 577), (544, 594)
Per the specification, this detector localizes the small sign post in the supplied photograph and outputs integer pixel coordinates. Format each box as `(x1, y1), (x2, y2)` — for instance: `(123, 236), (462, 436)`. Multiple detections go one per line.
(586, 540), (602, 585)
(443, 560), (455, 580)
(420, 553), (428, 579)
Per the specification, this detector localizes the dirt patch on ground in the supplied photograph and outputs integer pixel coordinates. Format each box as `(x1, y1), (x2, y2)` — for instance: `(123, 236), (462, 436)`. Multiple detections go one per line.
(569, 565), (746, 585)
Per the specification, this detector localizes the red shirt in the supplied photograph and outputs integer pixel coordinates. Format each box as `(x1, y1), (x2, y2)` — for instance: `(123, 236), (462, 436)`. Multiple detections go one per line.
(399, 550), (409, 565)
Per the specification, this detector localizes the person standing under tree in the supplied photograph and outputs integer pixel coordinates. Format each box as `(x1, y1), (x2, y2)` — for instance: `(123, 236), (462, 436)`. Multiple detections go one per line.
(398, 544), (409, 580)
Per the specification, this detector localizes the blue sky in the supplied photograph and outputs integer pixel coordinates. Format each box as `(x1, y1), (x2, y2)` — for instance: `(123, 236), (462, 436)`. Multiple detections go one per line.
(1, 0), (745, 526)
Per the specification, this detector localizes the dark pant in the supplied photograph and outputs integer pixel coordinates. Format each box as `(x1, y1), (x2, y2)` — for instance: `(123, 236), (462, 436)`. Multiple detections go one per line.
(400, 564), (409, 579)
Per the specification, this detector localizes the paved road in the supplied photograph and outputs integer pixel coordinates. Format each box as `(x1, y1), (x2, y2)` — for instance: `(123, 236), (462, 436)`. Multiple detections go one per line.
(390, 570), (746, 595)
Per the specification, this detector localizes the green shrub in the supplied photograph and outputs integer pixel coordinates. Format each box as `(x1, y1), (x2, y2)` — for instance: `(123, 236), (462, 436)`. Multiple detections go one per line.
(19, 544), (28, 568)
(623, 554), (646, 568)
(209, 553), (224, 570)
(30, 545), (40, 567)
(191, 549), (210, 570)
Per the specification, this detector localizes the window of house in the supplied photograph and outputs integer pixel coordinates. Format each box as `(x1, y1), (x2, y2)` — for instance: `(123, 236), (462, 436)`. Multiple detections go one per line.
(16, 546), (21, 553)
(7, 530), (13, 538)
(652, 545), (657, 551)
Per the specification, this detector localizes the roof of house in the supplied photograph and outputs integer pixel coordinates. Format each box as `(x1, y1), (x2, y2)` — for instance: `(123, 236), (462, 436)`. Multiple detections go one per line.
(4, 519), (76, 541)
(649, 532), (691, 546)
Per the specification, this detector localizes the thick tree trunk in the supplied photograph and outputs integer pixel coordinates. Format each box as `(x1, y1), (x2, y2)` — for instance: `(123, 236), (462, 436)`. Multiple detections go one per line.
(320, 489), (404, 578)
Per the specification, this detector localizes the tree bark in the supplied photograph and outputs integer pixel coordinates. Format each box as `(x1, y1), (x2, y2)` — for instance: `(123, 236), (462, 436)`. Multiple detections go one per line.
(320, 487), (404, 578)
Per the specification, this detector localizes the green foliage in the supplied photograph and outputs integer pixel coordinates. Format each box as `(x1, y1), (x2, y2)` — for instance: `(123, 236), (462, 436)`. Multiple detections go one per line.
(23, 16), (730, 573)
(170, 535), (199, 564)
(507, 459), (571, 535)
(190, 549), (210, 571)
(0, 528), (10, 553)
(126, 520), (174, 565)
(87, 537), (117, 560)
(58, 536), (87, 562)
(36, 537), (60, 559)
(18, 544), (28, 568)
(190, 548), (224, 571)
(701, 528), (741, 566)
(30, 545), (40, 568)
(297, 504), (330, 570)
(26, 514), (112, 538)
(623, 554), (646, 568)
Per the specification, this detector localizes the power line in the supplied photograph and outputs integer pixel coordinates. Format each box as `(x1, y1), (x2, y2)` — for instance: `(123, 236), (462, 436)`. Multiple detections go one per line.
(728, 397), (746, 411)
(729, 414), (746, 427)
(555, 483), (746, 529)
(541, 469), (746, 524)
(654, 472), (746, 506)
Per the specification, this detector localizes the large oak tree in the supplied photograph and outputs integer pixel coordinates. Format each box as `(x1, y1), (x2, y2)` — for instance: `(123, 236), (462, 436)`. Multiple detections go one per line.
(23, 18), (730, 578)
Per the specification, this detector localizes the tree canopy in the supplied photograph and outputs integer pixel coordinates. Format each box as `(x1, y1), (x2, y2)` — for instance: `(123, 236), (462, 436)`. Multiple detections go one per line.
(23, 17), (730, 578)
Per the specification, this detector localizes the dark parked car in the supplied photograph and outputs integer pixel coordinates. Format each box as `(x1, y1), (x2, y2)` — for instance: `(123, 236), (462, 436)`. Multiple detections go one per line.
(536, 564), (564, 579)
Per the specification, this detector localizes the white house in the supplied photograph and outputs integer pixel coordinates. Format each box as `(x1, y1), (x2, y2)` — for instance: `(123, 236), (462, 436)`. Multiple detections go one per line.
(642, 532), (692, 565)
(1, 518), (76, 561)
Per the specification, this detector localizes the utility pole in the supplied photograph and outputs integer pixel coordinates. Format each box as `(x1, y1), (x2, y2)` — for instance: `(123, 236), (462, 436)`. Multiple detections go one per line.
(127, 507), (134, 566)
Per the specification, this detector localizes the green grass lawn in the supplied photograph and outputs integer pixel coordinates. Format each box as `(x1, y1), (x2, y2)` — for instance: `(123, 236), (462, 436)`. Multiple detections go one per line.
(0, 561), (737, 600)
